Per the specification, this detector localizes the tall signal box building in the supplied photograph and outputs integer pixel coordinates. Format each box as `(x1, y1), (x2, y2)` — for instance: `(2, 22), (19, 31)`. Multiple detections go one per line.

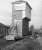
(12, 0), (32, 36)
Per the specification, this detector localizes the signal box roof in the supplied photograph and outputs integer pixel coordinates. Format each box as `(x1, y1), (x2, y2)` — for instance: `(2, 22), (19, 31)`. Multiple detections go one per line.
(12, 1), (32, 10)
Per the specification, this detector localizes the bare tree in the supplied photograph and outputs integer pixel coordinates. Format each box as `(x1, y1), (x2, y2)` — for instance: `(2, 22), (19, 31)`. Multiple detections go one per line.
(29, 25), (35, 37)
(30, 25), (34, 32)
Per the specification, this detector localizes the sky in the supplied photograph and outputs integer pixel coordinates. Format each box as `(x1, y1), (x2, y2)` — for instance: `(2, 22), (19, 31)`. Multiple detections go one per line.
(0, 0), (42, 29)
(29, 0), (42, 29)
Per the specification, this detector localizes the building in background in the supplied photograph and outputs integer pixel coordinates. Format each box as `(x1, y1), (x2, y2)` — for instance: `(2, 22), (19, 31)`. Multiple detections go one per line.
(0, 23), (10, 38)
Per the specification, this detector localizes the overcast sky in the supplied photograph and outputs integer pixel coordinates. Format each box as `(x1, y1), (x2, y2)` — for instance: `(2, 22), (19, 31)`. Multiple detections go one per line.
(29, 0), (42, 29)
(0, 0), (42, 29)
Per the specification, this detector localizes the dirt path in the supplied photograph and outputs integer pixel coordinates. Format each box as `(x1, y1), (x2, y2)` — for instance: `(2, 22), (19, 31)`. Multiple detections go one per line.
(3, 37), (40, 50)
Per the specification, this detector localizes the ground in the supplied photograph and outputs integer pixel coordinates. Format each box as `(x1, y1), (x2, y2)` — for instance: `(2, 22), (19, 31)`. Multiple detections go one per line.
(0, 36), (42, 50)
(36, 37), (42, 50)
